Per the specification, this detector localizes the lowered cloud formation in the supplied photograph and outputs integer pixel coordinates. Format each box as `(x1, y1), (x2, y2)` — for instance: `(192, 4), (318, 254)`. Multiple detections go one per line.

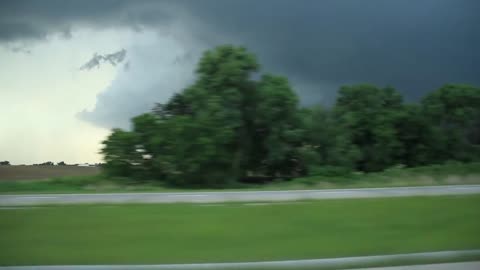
(77, 31), (205, 129)
(80, 49), (127, 70)
(1, 0), (479, 129)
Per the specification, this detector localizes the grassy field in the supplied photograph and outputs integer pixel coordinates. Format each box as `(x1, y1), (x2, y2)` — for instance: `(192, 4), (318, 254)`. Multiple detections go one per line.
(1, 195), (479, 266)
(0, 165), (99, 181)
(0, 162), (479, 194)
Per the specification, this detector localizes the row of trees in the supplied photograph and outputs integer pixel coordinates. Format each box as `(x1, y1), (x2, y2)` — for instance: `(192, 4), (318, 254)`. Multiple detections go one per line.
(101, 45), (480, 187)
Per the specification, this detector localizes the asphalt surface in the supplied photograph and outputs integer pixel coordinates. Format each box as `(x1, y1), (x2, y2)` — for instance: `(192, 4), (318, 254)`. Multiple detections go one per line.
(353, 261), (480, 269)
(1, 185), (480, 206)
(0, 250), (479, 269)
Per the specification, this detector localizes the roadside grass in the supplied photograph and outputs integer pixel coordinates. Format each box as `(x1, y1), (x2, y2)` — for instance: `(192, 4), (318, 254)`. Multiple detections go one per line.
(280, 161), (480, 189)
(1, 195), (479, 265)
(0, 174), (173, 194)
(1, 162), (480, 194)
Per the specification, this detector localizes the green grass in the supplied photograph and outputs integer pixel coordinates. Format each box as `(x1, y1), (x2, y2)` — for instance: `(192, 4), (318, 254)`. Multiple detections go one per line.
(1, 195), (480, 266)
(1, 162), (480, 194)
(285, 161), (480, 188)
(0, 175), (173, 194)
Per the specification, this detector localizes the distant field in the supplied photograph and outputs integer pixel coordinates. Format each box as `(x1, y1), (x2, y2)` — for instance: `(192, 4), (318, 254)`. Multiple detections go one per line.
(1, 195), (479, 266)
(0, 165), (100, 181)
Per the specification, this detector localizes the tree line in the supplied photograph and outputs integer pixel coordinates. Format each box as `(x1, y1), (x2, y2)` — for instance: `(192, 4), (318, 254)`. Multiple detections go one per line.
(101, 45), (480, 187)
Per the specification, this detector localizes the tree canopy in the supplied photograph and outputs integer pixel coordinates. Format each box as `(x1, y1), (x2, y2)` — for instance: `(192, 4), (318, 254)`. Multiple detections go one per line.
(101, 45), (480, 187)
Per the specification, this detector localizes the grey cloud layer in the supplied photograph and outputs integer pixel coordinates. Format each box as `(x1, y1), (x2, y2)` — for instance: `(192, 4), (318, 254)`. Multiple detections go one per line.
(0, 0), (175, 42)
(2, 0), (479, 128)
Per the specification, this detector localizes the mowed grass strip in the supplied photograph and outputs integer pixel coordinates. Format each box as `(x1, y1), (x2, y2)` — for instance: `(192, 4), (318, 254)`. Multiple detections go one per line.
(1, 195), (480, 266)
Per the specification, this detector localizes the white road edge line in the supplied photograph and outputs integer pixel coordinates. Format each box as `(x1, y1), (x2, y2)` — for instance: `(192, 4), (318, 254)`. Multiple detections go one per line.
(1, 250), (479, 269)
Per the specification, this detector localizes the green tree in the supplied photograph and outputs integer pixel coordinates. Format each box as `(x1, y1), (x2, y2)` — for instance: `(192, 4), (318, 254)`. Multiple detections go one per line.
(254, 74), (304, 176)
(102, 44), (480, 187)
(421, 84), (480, 161)
(153, 92), (192, 119)
(101, 129), (139, 177)
(181, 45), (260, 183)
(103, 45), (264, 186)
(334, 85), (403, 171)
(300, 105), (358, 172)
(393, 104), (436, 166)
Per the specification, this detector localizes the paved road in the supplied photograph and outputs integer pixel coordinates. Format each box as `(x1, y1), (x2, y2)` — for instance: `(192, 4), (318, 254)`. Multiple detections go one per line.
(353, 261), (480, 269)
(1, 185), (480, 206)
(1, 250), (479, 269)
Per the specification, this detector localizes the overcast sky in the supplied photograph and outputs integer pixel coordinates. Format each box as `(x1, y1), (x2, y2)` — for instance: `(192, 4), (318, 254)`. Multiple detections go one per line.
(1, 0), (479, 164)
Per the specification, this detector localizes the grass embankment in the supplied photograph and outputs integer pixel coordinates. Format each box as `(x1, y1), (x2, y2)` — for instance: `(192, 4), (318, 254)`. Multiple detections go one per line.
(0, 162), (479, 194)
(1, 195), (480, 265)
(287, 162), (480, 189)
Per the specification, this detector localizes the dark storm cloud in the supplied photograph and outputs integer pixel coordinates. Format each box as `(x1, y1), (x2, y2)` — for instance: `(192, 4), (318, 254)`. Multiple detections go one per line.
(0, 0), (175, 42)
(2, 0), (479, 127)
(176, 0), (480, 102)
